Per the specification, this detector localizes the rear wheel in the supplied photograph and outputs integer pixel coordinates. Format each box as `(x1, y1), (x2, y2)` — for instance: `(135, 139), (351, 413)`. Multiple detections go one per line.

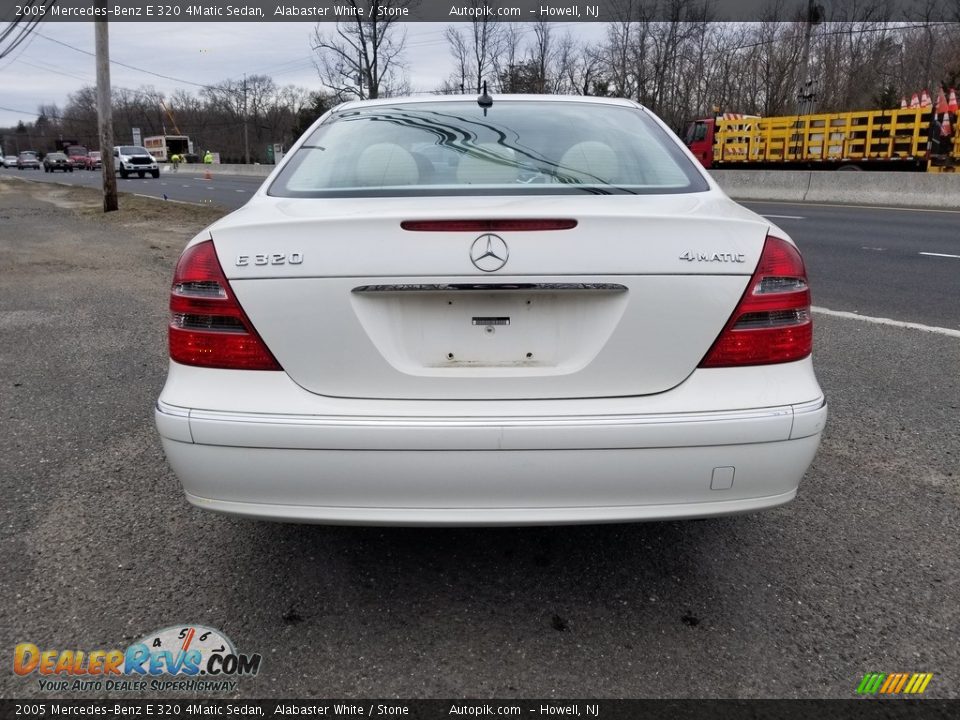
(120, 167), (129, 179)
(151, 170), (160, 179)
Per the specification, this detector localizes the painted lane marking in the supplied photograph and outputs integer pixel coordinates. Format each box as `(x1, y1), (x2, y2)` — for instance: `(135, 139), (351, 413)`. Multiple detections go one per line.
(744, 200), (960, 215)
(919, 252), (960, 259)
(762, 214), (805, 220)
(861, 247), (885, 251)
(812, 306), (960, 338)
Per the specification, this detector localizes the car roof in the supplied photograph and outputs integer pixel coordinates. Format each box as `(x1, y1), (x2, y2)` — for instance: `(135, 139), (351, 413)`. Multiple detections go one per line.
(334, 94), (643, 113)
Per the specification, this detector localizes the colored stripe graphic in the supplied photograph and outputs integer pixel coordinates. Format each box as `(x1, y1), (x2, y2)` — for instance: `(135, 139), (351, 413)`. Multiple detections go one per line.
(856, 672), (933, 694)
(857, 673), (885, 694)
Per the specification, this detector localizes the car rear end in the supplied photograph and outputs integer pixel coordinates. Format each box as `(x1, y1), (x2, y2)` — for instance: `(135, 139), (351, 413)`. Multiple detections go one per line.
(18, 152), (39, 169)
(155, 96), (825, 525)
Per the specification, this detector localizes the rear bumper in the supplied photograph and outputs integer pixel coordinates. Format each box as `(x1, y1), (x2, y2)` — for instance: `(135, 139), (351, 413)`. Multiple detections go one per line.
(156, 398), (825, 525)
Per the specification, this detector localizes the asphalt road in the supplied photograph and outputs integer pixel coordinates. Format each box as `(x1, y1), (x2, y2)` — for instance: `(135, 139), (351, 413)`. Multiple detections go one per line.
(741, 200), (960, 330)
(0, 165), (260, 210)
(4, 166), (958, 331)
(1, 179), (958, 700)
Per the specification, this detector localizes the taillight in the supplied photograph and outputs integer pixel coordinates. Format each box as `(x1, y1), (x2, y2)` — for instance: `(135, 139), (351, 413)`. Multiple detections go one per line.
(699, 235), (812, 367)
(169, 240), (282, 370)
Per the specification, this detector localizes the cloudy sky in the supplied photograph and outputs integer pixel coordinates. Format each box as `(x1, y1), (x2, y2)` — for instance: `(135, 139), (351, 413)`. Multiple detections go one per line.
(0, 21), (599, 128)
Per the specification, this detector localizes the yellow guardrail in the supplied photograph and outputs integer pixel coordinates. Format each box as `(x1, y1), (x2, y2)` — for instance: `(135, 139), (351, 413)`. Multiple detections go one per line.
(714, 109), (959, 168)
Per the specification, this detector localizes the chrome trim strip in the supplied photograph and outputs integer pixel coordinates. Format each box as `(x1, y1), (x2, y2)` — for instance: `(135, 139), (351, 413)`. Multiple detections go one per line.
(180, 405), (793, 429)
(352, 283), (628, 293)
(156, 400), (191, 419)
(792, 397), (826, 415)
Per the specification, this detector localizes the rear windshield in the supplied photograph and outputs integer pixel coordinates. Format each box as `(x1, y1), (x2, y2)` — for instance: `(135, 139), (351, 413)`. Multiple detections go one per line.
(269, 100), (708, 198)
(119, 146), (150, 155)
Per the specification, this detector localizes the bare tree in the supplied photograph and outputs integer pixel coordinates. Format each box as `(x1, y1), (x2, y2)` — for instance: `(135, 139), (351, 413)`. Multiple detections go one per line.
(311, 1), (410, 100)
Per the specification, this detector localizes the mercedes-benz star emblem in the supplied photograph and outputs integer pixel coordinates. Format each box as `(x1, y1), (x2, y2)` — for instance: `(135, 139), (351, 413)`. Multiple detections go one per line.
(469, 234), (509, 272)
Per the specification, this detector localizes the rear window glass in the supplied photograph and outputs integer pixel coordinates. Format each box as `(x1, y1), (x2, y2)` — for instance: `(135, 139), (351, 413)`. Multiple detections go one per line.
(269, 100), (708, 198)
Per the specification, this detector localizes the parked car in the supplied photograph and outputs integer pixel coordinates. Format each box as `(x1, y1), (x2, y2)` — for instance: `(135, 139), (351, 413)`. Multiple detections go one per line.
(114, 145), (159, 178)
(83, 151), (102, 170)
(155, 95), (826, 526)
(16, 151), (40, 170)
(2, 155), (18, 168)
(43, 152), (74, 172)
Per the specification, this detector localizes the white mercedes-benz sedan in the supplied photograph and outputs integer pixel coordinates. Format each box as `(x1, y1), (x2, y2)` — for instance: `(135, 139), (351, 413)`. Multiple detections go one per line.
(155, 95), (826, 526)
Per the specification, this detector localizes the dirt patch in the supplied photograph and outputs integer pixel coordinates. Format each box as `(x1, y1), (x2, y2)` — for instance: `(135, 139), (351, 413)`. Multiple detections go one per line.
(0, 175), (227, 237)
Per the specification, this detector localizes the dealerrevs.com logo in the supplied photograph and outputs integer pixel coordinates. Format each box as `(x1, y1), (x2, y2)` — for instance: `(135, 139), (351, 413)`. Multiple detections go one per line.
(14, 625), (262, 693)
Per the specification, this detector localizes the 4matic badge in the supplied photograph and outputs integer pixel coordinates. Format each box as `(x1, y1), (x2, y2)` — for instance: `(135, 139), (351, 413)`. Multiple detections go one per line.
(679, 251), (746, 263)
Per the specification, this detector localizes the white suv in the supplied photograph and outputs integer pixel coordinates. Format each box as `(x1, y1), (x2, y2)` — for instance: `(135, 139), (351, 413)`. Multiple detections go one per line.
(114, 145), (159, 178)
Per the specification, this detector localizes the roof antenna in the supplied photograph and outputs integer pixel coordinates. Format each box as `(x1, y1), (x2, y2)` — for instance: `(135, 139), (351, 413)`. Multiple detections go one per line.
(477, 81), (493, 115)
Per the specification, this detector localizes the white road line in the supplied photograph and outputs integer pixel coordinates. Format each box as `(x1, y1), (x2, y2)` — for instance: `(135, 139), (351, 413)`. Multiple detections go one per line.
(861, 246), (885, 251)
(744, 199), (960, 214)
(762, 214), (805, 220)
(919, 251), (960, 259)
(812, 306), (960, 338)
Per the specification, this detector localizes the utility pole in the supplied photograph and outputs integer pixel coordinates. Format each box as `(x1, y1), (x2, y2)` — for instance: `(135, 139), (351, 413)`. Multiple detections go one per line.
(95, 8), (117, 212)
(796, 0), (823, 116)
(242, 74), (250, 165)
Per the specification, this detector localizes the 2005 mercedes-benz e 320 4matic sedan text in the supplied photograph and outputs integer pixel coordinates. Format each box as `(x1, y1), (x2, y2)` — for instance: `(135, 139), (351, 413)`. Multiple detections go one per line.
(155, 94), (826, 526)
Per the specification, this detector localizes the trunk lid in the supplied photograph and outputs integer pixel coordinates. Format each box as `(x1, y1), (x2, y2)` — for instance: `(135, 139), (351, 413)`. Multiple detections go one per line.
(214, 194), (769, 400)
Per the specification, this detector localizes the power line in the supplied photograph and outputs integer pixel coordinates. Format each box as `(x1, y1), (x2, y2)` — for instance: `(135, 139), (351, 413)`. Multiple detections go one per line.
(34, 30), (219, 90)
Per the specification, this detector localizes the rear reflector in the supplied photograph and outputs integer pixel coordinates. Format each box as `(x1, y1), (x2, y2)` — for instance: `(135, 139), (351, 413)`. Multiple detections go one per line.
(401, 219), (577, 232)
(169, 240), (282, 370)
(699, 235), (812, 367)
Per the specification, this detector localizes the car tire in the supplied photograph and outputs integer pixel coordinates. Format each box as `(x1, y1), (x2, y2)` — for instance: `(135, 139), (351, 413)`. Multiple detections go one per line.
(151, 170), (160, 179)
(120, 167), (128, 179)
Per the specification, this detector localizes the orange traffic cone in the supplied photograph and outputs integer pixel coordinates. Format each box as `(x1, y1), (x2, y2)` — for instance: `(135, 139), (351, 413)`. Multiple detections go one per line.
(936, 88), (949, 114)
(910, 93), (920, 108)
(920, 89), (932, 107)
(942, 113), (953, 137)
(900, 96), (908, 109)
(949, 89), (959, 113)
(203, 169), (213, 180)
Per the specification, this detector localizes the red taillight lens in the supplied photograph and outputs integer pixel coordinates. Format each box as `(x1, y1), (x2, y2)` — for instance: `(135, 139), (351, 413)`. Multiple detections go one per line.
(169, 240), (282, 370)
(699, 235), (812, 367)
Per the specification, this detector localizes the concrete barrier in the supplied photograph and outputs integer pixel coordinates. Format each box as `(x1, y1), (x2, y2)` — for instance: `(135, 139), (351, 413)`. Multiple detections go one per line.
(179, 163), (274, 178)
(169, 163), (960, 210)
(711, 169), (960, 209)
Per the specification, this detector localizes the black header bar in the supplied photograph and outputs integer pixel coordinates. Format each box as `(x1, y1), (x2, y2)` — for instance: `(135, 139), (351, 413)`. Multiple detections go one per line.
(6, 0), (960, 23)
(2, 700), (959, 719)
